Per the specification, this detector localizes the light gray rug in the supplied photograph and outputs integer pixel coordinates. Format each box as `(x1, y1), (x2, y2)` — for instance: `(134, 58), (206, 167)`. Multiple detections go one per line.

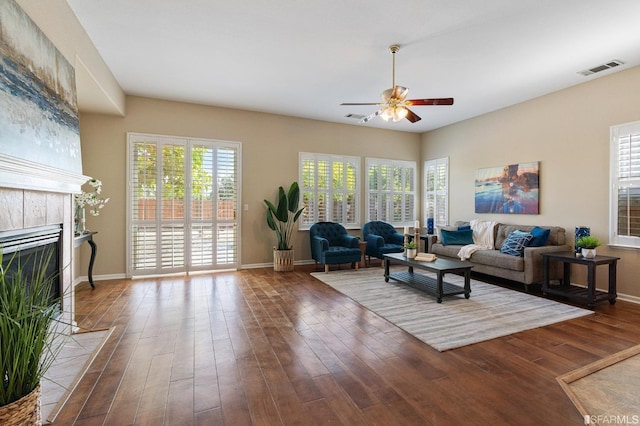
(311, 267), (592, 351)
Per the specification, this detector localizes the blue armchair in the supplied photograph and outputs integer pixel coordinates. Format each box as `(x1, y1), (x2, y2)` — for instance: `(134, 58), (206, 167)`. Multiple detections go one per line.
(362, 221), (404, 263)
(310, 222), (362, 273)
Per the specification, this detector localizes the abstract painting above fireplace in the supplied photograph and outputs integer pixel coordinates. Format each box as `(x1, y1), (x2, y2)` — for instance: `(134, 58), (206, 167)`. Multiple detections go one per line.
(0, 0), (82, 175)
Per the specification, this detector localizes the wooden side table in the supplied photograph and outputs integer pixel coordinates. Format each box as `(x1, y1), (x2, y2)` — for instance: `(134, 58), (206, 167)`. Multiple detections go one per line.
(542, 251), (620, 308)
(74, 231), (98, 288)
(420, 234), (437, 253)
(358, 240), (368, 268)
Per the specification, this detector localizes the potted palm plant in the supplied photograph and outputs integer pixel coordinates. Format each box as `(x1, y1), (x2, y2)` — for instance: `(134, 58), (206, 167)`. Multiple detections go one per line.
(576, 235), (601, 258)
(0, 249), (63, 425)
(264, 182), (305, 271)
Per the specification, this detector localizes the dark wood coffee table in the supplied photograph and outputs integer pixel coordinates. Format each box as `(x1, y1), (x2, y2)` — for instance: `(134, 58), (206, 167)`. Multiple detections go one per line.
(383, 253), (473, 303)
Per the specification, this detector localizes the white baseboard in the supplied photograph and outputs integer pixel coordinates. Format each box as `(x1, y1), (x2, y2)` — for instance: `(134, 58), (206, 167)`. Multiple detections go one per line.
(73, 273), (126, 287)
(240, 259), (315, 269)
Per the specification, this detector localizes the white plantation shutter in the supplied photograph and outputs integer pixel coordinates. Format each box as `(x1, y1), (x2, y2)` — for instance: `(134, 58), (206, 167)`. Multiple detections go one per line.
(424, 157), (448, 229)
(299, 153), (360, 229)
(366, 158), (416, 225)
(213, 147), (238, 265)
(127, 133), (241, 276)
(611, 122), (640, 247)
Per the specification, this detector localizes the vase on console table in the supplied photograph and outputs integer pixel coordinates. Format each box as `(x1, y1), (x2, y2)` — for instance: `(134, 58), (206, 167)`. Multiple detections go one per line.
(575, 226), (590, 254)
(76, 207), (87, 234)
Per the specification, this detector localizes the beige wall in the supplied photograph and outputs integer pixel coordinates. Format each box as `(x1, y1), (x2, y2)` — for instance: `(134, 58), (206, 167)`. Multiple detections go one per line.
(77, 96), (421, 275)
(422, 65), (640, 299)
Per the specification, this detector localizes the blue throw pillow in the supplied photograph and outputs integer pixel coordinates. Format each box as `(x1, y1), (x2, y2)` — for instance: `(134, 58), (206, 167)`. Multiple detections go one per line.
(457, 225), (471, 231)
(528, 226), (550, 247)
(500, 231), (533, 256)
(441, 229), (474, 246)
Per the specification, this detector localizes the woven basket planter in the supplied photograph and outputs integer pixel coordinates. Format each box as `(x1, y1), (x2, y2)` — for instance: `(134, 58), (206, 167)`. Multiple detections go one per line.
(273, 248), (294, 272)
(0, 384), (41, 426)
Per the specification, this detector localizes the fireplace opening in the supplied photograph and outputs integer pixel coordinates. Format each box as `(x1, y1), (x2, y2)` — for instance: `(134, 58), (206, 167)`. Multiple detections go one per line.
(0, 225), (62, 309)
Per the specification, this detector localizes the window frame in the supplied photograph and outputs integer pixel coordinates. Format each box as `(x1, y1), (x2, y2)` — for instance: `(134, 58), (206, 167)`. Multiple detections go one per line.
(424, 157), (449, 230)
(365, 157), (417, 226)
(299, 152), (360, 230)
(610, 121), (640, 248)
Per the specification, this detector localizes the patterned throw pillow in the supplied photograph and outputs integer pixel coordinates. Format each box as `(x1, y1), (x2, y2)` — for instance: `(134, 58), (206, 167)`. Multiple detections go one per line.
(500, 231), (533, 256)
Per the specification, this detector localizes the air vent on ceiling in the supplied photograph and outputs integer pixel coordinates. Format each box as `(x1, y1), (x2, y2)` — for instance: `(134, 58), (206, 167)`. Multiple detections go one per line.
(578, 60), (624, 76)
(345, 113), (366, 120)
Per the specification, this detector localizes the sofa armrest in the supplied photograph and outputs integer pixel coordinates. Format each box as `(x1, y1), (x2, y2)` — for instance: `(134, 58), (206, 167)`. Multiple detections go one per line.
(523, 245), (572, 284)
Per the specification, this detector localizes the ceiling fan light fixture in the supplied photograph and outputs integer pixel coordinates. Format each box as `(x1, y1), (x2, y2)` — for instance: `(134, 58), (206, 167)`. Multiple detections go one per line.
(393, 106), (408, 122)
(340, 44), (454, 124)
(380, 105), (408, 122)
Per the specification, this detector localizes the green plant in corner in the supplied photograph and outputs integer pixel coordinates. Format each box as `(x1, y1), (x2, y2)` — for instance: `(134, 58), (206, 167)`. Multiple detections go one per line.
(576, 235), (601, 249)
(0, 248), (65, 417)
(264, 182), (305, 250)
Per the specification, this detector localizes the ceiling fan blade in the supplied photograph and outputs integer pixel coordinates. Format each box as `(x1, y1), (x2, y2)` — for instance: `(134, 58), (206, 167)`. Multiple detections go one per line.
(341, 102), (380, 106)
(405, 108), (421, 123)
(406, 98), (454, 106)
(359, 109), (383, 124)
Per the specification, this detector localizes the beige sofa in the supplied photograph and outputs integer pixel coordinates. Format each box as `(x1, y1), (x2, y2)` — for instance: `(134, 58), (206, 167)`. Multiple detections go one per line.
(430, 222), (572, 291)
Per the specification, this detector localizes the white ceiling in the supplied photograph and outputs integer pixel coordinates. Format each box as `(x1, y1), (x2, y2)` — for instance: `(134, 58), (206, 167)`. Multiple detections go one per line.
(66, 0), (640, 133)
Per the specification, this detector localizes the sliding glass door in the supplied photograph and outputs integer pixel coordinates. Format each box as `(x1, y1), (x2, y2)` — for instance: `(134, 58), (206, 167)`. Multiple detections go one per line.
(127, 133), (241, 276)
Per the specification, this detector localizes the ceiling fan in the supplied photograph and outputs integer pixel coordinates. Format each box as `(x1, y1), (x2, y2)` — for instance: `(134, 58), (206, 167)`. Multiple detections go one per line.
(341, 45), (454, 124)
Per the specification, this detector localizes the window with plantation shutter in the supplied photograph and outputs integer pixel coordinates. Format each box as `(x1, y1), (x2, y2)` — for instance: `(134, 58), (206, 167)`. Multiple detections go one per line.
(299, 153), (360, 229)
(127, 133), (241, 276)
(610, 122), (640, 248)
(366, 158), (416, 226)
(424, 157), (448, 229)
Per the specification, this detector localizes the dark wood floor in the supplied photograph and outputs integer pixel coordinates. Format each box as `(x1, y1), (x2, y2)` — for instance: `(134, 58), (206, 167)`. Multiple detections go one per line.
(52, 265), (640, 425)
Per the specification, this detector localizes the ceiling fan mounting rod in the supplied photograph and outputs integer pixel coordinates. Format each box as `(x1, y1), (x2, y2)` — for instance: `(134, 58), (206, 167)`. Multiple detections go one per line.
(388, 44), (400, 88)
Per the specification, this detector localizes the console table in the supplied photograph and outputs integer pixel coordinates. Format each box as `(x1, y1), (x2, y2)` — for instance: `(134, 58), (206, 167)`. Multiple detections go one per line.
(542, 251), (619, 308)
(74, 231), (97, 288)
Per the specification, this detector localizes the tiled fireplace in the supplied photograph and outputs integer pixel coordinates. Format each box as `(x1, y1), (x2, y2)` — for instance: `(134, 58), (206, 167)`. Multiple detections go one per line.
(0, 156), (86, 330)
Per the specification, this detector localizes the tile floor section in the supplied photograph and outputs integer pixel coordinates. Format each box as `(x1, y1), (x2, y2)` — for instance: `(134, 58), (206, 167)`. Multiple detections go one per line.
(41, 328), (113, 424)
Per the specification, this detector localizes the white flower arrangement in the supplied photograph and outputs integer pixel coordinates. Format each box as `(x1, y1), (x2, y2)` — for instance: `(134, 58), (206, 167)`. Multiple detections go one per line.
(75, 178), (110, 216)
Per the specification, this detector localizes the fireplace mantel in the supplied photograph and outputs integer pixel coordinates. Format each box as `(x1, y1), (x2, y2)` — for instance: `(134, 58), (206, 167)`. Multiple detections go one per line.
(0, 153), (87, 194)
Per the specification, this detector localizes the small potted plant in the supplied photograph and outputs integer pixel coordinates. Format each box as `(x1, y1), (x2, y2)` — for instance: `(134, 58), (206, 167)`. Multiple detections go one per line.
(404, 240), (418, 259)
(576, 235), (601, 258)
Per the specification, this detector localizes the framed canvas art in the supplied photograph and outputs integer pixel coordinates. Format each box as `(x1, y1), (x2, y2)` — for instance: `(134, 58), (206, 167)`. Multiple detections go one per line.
(475, 161), (539, 214)
(0, 0), (82, 174)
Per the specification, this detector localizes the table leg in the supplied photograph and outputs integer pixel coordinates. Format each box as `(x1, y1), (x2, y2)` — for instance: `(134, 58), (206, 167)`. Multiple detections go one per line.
(563, 262), (571, 288)
(587, 263), (596, 308)
(436, 272), (443, 303)
(384, 257), (390, 282)
(464, 268), (471, 299)
(542, 256), (550, 295)
(609, 260), (618, 304)
(87, 237), (97, 289)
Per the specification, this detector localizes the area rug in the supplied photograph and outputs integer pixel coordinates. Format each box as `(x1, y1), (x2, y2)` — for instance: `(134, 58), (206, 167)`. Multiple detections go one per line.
(41, 327), (114, 424)
(311, 267), (592, 351)
(557, 344), (640, 424)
